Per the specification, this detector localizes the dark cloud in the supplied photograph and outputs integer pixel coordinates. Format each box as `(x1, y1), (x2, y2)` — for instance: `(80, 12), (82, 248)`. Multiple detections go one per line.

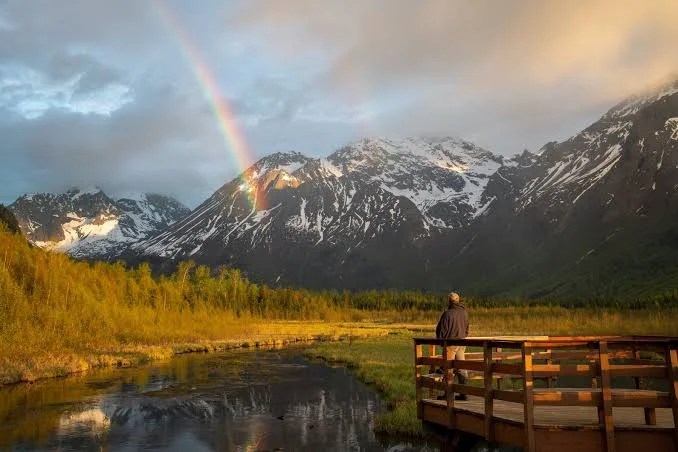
(45, 52), (123, 95)
(0, 77), (229, 205)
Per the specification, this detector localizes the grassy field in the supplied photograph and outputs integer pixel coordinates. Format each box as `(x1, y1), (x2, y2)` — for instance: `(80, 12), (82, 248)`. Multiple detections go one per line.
(0, 321), (397, 386)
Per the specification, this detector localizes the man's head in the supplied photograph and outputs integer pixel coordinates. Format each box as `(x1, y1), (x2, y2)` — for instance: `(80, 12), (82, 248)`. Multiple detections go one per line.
(448, 292), (461, 305)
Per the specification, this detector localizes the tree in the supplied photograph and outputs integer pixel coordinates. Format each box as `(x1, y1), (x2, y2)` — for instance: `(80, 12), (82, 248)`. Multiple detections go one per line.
(0, 205), (21, 235)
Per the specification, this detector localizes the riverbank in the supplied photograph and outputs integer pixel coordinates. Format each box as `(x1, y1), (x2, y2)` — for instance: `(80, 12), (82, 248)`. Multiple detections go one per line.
(306, 332), (424, 437)
(0, 321), (397, 386)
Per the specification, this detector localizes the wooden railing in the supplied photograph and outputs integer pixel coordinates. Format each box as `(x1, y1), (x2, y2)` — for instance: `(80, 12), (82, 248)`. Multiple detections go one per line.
(414, 336), (678, 452)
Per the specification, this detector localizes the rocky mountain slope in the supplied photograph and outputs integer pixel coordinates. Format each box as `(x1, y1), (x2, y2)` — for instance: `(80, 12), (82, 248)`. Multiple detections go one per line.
(10, 188), (189, 259)
(327, 137), (503, 228)
(438, 80), (678, 298)
(134, 151), (433, 288)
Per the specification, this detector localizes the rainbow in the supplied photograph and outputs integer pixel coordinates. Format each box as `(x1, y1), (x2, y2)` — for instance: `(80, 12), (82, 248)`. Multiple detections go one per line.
(153, 1), (261, 209)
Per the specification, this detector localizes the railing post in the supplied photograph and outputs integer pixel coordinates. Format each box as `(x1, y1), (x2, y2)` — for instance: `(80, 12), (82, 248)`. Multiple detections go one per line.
(664, 344), (678, 449)
(415, 342), (423, 419)
(633, 347), (656, 425)
(545, 348), (553, 388)
(484, 342), (494, 442)
(496, 347), (503, 390)
(444, 342), (456, 428)
(598, 341), (615, 452)
(521, 343), (536, 452)
(428, 344), (436, 398)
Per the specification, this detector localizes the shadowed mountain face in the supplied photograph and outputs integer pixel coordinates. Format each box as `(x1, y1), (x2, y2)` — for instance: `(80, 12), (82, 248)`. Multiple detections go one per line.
(10, 81), (678, 297)
(434, 81), (678, 298)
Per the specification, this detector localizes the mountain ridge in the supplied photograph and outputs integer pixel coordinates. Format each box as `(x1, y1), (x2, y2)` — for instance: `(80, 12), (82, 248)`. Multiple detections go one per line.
(9, 79), (678, 297)
(10, 188), (189, 259)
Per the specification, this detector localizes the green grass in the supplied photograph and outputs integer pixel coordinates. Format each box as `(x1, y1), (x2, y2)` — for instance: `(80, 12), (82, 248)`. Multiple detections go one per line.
(306, 332), (423, 436)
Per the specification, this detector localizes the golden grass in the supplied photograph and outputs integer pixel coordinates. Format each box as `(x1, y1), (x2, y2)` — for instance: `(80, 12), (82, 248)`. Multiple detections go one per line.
(0, 321), (394, 385)
(2, 229), (677, 388)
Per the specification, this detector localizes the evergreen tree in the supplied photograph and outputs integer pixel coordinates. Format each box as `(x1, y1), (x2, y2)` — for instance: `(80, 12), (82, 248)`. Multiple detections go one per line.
(0, 205), (21, 235)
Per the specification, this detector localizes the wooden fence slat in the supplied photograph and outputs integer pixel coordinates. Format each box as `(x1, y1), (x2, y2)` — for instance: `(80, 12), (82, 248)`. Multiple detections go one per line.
(532, 390), (601, 406)
(484, 342), (494, 442)
(545, 348), (553, 389)
(522, 344), (536, 452)
(665, 345), (678, 449)
(416, 356), (447, 367)
(428, 344), (436, 398)
(452, 360), (485, 372)
(444, 345), (456, 428)
(492, 362), (523, 376)
(413, 337), (526, 347)
(419, 376), (446, 391)
(609, 364), (668, 378)
(611, 393), (670, 408)
(532, 363), (599, 377)
(633, 349), (643, 414)
(493, 389), (524, 404)
(598, 341), (615, 452)
(415, 344), (423, 419)
(452, 383), (486, 398)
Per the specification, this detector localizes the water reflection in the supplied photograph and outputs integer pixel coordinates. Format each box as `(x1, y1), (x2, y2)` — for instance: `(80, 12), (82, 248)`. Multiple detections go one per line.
(1, 349), (437, 451)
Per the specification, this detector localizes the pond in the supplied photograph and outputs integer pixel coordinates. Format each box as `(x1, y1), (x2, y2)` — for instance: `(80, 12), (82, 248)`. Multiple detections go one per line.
(0, 348), (442, 451)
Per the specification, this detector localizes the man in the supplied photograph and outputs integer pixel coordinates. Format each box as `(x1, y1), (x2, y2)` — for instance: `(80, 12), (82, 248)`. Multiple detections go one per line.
(435, 291), (469, 401)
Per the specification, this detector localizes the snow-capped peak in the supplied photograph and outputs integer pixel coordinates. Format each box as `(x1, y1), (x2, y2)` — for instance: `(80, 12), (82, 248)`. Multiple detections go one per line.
(250, 151), (312, 177)
(603, 78), (678, 121)
(67, 186), (104, 200)
(327, 136), (503, 228)
(10, 188), (189, 259)
(113, 191), (151, 202)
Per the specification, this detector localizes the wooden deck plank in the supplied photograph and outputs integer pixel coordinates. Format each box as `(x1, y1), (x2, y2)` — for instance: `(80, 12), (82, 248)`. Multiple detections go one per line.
(422, 397), (675, 429)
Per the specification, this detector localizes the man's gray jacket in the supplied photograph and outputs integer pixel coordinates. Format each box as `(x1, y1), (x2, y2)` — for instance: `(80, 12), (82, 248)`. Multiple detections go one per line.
(435, 303), (469, 339)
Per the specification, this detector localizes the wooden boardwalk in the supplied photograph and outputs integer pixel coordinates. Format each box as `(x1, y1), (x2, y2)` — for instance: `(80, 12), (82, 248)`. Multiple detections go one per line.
(415, 336), (678, 452)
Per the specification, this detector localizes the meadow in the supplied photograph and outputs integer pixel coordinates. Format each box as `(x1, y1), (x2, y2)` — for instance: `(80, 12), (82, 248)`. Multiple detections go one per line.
(1, 225), (677, 387)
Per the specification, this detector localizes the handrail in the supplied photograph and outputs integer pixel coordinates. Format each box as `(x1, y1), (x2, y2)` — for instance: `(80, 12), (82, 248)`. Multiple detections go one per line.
(415, 336), (678, 452)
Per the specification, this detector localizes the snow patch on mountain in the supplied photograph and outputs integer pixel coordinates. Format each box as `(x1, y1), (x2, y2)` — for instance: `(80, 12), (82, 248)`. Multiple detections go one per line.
(518, 117), (633, 210)
(327, 137), (503, 228)
(666, 118), (678, 141)
(10, 188), (189, 259)
(604, 80), (678, 120)
(35, 213), (121, 252)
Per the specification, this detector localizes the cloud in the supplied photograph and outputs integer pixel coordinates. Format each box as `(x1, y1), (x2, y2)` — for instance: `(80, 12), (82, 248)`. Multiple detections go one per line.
(1, 0), (677, 207)
(0, 78), (236, 205)
(232, 0), (678, 151)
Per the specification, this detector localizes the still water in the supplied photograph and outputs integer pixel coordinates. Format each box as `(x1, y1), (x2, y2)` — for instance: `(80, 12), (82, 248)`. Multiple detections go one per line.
(1, 348), (441, 451)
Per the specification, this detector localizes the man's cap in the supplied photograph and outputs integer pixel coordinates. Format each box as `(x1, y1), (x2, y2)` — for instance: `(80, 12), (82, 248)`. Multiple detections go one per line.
(448, 292), (460, 303)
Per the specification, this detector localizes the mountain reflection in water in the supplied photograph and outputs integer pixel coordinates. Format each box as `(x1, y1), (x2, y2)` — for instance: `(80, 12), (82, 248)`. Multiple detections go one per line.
(1, 349), (437, 451)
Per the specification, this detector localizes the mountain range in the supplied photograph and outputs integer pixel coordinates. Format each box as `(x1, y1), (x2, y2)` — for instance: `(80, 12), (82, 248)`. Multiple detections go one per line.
(9, 80), (678, 298)
(9, 188), (189, 259)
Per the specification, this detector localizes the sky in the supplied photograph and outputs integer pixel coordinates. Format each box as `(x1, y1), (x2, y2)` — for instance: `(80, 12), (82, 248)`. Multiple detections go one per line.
(1, 0), (677, 207)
